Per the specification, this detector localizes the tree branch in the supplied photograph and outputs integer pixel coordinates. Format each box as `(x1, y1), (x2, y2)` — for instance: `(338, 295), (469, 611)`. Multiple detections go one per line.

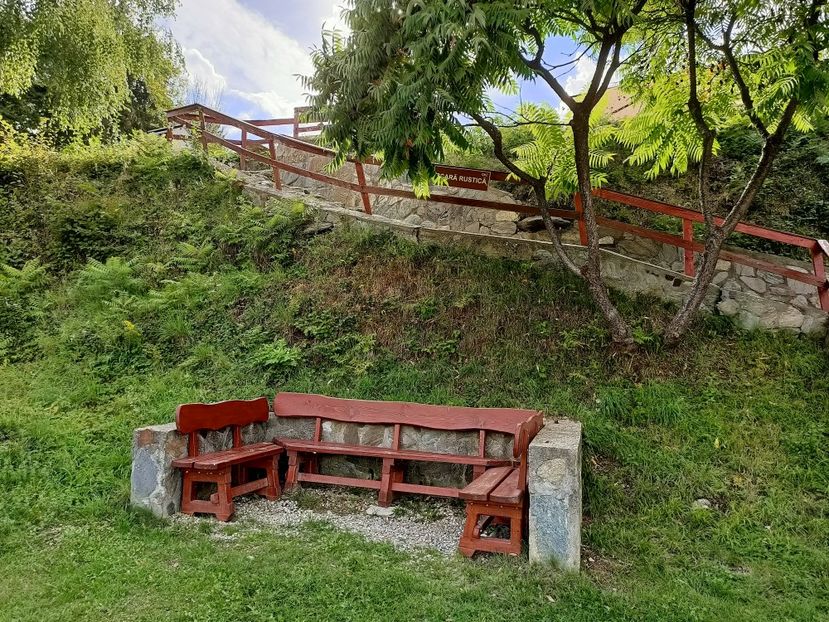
(519, 23), (578, 110)
(684, 0), (717, 228)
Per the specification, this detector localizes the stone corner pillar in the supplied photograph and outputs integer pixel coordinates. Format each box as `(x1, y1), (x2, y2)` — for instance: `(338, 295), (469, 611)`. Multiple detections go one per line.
(527, 419), (582, 571)
(130, 422), (188, 518)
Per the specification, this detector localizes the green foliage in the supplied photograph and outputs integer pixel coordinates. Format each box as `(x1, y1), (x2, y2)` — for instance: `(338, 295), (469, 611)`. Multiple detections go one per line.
(251, 339), (303, 372)
(619, 1), (829, 179)
(1, 137), (828, 621)
(513, 101), (616, 199)
(0, 0), (182, 136)
(0, 259), (49, 361)
(304, 1), (642, 192)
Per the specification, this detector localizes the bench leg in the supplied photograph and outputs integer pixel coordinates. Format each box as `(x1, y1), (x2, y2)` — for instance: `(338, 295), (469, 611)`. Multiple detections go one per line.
(285, 450), (300, 492)
(181, 470), (196, 516)
(215, 469), (235, 521)
(459, 500), (524, 558)
(379, 458), (401, 507)
(261, 454), (282, 501)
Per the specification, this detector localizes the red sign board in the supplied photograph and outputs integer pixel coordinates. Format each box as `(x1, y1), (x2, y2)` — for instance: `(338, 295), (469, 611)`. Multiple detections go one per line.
(434, 165), (491, 191)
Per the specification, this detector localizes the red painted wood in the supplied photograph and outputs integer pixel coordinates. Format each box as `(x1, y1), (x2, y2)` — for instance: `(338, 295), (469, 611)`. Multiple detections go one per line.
(597, 217), (825, 286)
(594, 188), (819, 249)
(574, 192), (588, 246)
(812, 245), (829, 310)
(682, 219), (695, 276)
(489, 468), (522, 504)
(274, 392), (543, 436)
(459, 466), (512, 501)
(175, 397), (270, 434)
(191, 442), (282, 470)
(274, 439), (511, 466)
(268, 139), (281, 190)
(434, 165), (491, 191)
(239, 129), (247, 170)
(392, 482), (460, 498)
(297, 472), (383, 490)
(355, 162), (372, 214)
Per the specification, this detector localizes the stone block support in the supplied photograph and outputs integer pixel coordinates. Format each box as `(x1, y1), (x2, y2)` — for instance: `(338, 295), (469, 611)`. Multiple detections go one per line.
(527, 419), (582, 571)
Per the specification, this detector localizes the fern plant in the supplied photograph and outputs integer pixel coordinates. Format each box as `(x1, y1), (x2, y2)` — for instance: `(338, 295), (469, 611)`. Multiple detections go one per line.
(512, 101), (617, 200)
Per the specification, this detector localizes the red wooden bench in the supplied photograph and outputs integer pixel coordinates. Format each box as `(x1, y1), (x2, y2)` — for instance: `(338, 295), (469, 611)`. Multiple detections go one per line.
(171, 397), (283, 521)
(271, 392), (543, 555)
(457, 421), (539, 557)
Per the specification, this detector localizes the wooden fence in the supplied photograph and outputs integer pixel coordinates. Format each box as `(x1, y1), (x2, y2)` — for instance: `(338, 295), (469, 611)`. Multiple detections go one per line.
(165, 103), (829, 312)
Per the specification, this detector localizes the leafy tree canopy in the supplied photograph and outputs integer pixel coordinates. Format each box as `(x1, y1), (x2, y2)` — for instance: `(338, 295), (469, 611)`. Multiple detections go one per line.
(0, 0), (182, 135)
(304, 0), (642, 196)
(618, 0), (829, 179)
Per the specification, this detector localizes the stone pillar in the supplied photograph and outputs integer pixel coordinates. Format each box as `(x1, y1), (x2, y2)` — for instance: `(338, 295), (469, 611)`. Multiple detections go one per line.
(527, 419), (582, 571)
(130, 423), (188, 518)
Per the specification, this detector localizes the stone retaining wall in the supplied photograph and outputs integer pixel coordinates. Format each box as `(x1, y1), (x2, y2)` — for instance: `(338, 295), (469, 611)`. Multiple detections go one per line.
(237, 145), (828, 337)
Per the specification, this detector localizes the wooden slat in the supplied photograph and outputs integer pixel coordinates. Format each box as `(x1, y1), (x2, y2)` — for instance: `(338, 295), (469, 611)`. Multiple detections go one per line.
(176, 397), (269, 434)
(274, 393), (542, 435)
(459, 466), (513, 501)
(392, 482), (460, 498)
(489, 468), (522, 504)
(191, 442), (282, 469)
(274, 439), (510, 466)
(594, 188), (818, 249)
(596, 217), (825, 286)
(297, 472), (382, 490)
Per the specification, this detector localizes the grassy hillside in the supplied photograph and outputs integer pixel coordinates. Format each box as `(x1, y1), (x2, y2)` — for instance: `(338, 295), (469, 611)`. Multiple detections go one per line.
(1, 137), (828, 621)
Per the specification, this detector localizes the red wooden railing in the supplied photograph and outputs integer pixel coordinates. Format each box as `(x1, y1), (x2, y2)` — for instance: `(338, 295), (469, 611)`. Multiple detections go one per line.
(165, 103), (829, 311)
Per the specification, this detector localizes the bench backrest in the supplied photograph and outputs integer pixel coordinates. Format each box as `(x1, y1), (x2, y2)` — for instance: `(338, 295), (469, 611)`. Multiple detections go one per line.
(176, 397), (270, 457)
(273, 392), (544, 464)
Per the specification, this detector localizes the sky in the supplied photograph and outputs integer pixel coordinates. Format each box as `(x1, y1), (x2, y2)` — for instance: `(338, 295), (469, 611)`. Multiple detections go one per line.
(166, 0), (596, 122)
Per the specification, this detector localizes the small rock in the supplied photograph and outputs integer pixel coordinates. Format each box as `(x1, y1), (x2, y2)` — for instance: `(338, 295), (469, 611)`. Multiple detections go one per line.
(302, 222), (334, 236)
(715, 259), (731, 271)
(692, 498), (713, 511)
(366, 505), (395, 517)
(598, 236), (615, 246)
(712, 271), (729, 286)
(717, 298), (740, 317)
(740, 276), (767, 294)
(495, 210), (519, 222)
(490, 221), (518, 236)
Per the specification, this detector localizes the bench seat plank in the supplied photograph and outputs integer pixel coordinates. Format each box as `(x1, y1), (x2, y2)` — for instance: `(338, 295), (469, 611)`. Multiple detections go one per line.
(173, 442), (282, 470)
(275, 438), (510, 467)
(458, 466), (513, 501)
(488, 468), (522, 504)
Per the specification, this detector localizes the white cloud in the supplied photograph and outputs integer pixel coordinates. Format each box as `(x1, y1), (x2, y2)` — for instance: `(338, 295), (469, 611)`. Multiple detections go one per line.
(183, 47), (227, 94)
(322, 2), (351, 36)
(170, 0), (315, 117)
(557, 56), (597, 117)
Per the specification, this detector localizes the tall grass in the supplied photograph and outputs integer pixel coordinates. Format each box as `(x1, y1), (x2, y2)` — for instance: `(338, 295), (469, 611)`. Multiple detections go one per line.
(1, 138), (827, 621)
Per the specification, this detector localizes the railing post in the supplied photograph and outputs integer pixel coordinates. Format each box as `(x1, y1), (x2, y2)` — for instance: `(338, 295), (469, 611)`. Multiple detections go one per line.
(682, 219), (695, 276)
(812, 243), (829, 311)
(240, 129), (247, 171)
(268, 138), (282, 191)
(355, 161), (372, 214)
(573, 192), (588, 246)
(165, 123), (173, 143)
(292, 111), (300, 139)
(198, 109), (208, 153)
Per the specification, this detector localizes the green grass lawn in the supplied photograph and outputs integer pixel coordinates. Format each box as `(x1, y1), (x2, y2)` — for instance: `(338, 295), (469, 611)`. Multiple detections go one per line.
(1, 138), (827, 621)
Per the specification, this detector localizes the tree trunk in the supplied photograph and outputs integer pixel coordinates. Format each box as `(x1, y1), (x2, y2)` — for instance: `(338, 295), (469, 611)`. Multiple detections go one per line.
(570, 114), (634, 346)
(664, 116), (793, 344)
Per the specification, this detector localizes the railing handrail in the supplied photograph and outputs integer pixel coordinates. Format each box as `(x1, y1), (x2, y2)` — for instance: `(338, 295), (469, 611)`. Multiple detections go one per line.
(164, 103), (829, 311)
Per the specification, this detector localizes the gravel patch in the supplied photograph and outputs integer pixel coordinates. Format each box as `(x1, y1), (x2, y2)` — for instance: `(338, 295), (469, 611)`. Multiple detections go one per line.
(172, 490), (466, 557)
